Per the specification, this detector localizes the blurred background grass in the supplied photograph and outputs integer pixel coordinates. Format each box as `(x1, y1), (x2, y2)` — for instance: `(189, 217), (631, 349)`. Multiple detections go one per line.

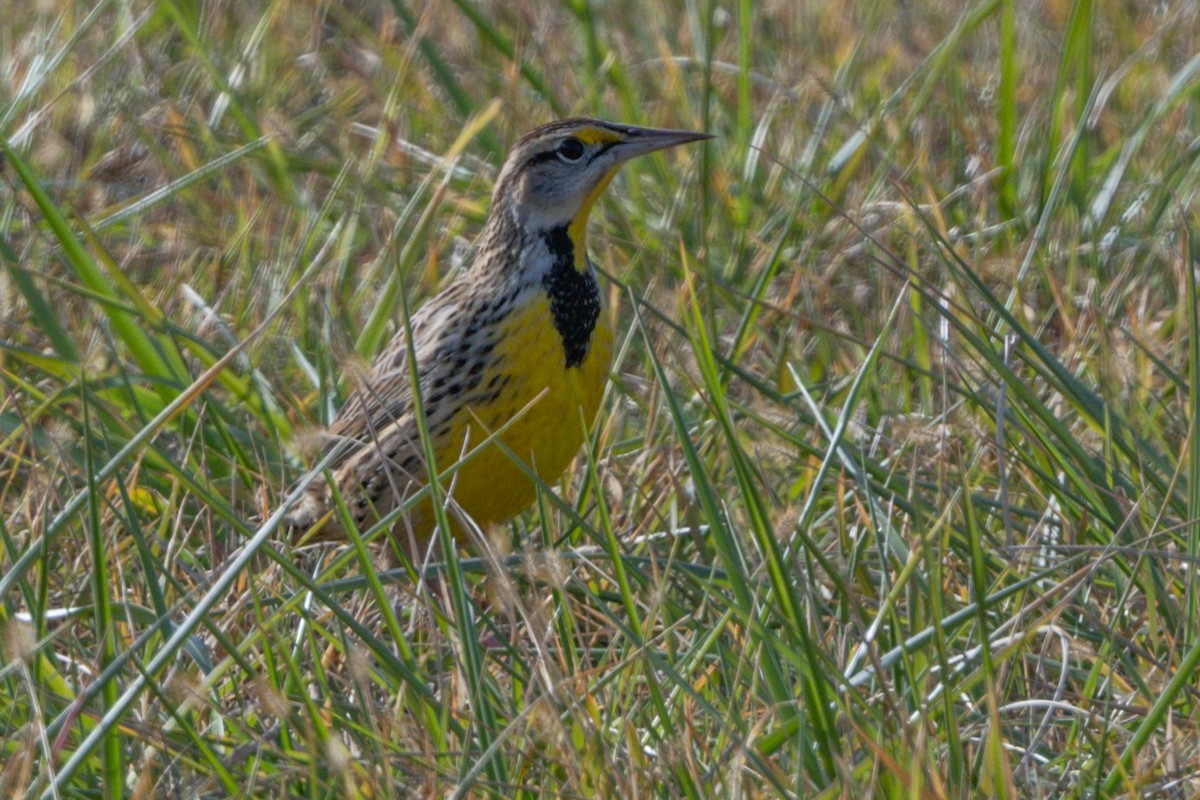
(2, 0), (1200, 796)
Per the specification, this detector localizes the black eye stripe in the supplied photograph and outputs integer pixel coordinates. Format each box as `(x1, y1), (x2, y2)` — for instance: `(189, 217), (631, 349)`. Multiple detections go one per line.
(520, 136), (621, 171)
(524, 150), (562, 169)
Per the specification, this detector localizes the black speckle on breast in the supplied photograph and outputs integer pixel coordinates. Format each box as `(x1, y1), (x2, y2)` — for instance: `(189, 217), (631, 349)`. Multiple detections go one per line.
(541, 225), (601, 369)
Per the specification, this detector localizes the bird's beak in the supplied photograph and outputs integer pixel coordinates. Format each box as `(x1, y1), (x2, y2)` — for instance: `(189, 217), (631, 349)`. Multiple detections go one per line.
(612, 125), (714, 161)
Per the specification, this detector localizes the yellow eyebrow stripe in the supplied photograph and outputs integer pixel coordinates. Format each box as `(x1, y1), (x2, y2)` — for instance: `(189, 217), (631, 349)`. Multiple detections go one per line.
(572, 127), (622, 145)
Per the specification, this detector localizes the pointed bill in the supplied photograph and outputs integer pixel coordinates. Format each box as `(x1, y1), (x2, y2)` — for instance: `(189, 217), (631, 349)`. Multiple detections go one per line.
(610, 125), (714, 161)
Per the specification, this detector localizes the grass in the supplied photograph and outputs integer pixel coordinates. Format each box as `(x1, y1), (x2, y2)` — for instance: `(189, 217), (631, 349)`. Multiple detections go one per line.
(2, 0), (1200, 796)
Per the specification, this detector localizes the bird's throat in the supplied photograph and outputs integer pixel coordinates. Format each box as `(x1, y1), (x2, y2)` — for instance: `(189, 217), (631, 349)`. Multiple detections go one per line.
(540, 225), (602, 370)
(565, 169), (617, 271)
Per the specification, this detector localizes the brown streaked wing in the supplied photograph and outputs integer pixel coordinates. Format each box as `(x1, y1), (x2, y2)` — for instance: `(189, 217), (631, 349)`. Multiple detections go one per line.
(323, 280), (473, 459)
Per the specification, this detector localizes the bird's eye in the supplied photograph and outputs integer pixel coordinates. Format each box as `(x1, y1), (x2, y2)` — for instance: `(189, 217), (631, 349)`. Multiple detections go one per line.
(557, 138), (585, 162)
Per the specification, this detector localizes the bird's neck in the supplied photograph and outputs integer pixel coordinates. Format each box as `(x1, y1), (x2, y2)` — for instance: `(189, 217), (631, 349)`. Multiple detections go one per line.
(480, 203), (592, 277)
(482, 169), (619, 276)
(564, 170), (617, 270)
(477, 197), (604, 370)
(537, 224), (602, 369)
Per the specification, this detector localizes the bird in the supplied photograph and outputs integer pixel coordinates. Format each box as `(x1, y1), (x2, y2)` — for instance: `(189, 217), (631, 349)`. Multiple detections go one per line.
(286, 117), (711, 562)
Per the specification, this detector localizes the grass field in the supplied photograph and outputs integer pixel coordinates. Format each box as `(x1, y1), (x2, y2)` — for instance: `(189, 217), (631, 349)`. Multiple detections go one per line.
(3, 0), (1200, 796)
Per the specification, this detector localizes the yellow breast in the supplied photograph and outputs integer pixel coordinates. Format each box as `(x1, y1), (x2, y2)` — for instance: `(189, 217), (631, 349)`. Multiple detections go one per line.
(426, 291), (613, 537)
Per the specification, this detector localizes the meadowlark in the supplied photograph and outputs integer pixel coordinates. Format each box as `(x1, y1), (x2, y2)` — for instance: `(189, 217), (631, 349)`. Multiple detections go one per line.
(287, 118), (711, 560)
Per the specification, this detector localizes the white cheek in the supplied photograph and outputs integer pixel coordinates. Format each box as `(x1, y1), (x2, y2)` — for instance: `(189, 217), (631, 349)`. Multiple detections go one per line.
(523, 201), (577, 230)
